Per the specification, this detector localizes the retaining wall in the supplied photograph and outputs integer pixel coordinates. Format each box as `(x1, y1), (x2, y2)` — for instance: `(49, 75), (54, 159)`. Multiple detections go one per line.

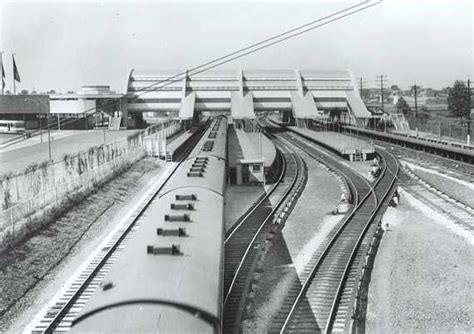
(0, 119), (181, 250)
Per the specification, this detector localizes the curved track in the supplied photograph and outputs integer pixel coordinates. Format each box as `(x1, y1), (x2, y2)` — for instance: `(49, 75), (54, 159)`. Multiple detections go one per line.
(264, 128), (399, 334)
(223, 135), (306, 334)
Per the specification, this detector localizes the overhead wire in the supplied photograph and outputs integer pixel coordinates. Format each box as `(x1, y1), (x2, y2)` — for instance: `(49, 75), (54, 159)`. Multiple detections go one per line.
(54, 1), (383, 123)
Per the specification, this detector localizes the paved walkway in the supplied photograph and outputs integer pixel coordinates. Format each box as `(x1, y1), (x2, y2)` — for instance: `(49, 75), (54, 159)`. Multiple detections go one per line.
(0, 130), (138, 176)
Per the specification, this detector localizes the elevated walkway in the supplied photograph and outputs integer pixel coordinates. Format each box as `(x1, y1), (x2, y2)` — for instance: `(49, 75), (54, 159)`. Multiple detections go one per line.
(178, 92), (196, 120)
(290, 91), (321, 119)
(231, 91), (255, 119)
(346, 90), (371, 120)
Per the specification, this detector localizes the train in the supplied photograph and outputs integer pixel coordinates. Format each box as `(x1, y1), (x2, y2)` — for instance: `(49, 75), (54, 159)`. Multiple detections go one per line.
(70, 116), (228, 333)
(0, 119), (26, 133)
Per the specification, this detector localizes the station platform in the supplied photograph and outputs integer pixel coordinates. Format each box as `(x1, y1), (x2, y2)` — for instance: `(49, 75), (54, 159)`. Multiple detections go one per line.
(344, 126), (474, 163)
(391, 129), (473, 149)
(228, 128), (276, 168)
(165, 130), (193, 155)
(288, 126), (375, 161)
(228, 127), (277, 184)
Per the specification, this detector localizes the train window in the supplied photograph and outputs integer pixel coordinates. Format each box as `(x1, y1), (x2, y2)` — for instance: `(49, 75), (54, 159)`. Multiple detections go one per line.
(187, 172), (203, 177)
(157, 227), (187, 237)
(176, 194), (197, 201)
(164, 214), (190, 222)
(171, 203), (194, 210)
(147, 244), (182, 256)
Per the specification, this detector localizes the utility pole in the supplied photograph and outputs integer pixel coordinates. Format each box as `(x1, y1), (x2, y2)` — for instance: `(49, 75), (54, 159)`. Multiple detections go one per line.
(468, 79), (471, 144)
(412, 84), (419, 118)
(358, 77), (367, 99)
(376, 75), (388, 112)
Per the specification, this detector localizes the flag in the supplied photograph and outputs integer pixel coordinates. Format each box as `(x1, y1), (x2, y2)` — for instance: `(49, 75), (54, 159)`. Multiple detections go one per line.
(1, 60), (5, 90)
(13, 54), (21, 83)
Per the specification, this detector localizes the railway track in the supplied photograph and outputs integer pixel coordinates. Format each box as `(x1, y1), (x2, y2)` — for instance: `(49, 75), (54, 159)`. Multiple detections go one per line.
(223, 135), (307, 334)
(264, 129), (399, 334)
(401, 165), (474, 232)
(29, 125), (209, 334)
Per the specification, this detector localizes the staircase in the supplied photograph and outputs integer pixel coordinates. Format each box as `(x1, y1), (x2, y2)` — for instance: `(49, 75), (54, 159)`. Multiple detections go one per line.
(108, 116), (122, 130)
(389, 113), (410, 134)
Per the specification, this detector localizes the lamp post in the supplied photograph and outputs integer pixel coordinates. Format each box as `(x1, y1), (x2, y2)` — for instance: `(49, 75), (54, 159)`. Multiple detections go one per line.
(25, 97), (52, 161)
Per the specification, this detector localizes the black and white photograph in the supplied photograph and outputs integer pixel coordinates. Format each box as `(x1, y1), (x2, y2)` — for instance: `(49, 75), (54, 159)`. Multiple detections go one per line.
(0, 0), (472, 333)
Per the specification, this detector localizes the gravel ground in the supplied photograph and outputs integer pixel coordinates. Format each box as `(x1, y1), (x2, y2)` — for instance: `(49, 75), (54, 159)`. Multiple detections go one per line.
(241, 150), (344, 333)
(225, 185), (266, 231)
(402, 160), (474, 207)
(0, 157), (165, 333)
(366, 188), (473, 333)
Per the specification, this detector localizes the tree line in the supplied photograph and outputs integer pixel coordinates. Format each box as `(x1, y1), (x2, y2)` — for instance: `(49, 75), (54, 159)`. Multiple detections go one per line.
(396, 80), (472, 119)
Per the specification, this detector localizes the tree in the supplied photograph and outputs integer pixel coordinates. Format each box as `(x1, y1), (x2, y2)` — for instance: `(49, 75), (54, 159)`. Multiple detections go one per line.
(396, 97), (410, 116)
(447, 80), (469, 118)
(20, 89), (29, 95)
(47, 89), (56, 94)
(390, 84), (400, 91)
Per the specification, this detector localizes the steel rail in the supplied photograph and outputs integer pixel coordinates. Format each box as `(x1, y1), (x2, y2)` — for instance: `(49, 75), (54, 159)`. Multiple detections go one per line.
(325, 150), (399, 333)
(223, 141), (300, 305)
(38, 121), (213, 333)
(223, 132), (306, 334)
(225, 147), (286, 242)
(278, 133), (381, 334)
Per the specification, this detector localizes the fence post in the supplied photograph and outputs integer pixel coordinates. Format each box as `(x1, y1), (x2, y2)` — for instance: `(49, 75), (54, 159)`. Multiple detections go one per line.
(28, 200), (32, 224)
(10, 208), (14, 240)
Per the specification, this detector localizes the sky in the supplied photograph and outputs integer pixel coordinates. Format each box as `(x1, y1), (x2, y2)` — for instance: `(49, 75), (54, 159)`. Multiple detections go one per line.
(0, 0), (473, 94)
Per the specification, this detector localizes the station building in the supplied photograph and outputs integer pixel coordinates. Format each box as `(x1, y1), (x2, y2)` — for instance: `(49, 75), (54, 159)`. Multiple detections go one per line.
(50, 86), (124, 129)
(124, 69), (372, 128)
(0, 95), (50, 131)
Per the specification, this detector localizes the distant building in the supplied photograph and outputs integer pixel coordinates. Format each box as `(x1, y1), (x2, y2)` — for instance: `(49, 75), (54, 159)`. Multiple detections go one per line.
(0, 95), (50, 131)
(50, 86), (124, 129)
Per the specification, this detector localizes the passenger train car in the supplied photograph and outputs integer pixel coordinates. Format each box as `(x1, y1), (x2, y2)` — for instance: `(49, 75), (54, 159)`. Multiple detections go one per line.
(71, 116), (228, 333)
(0, 120), (26, 133)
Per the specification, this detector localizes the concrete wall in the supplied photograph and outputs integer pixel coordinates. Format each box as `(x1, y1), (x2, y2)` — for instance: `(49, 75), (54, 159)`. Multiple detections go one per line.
(0, 119), (181, 249)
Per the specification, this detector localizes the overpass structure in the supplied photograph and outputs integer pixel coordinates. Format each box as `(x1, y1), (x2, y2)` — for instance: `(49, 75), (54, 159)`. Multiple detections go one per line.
(124, 69), (371, 128)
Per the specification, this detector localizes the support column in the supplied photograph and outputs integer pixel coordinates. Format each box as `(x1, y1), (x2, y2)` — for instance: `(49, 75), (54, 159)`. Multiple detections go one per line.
(121, 97), (128, 129)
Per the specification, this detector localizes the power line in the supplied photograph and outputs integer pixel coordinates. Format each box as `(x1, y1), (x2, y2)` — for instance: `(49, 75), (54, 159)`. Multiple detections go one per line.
(73, 0), (383, 118)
